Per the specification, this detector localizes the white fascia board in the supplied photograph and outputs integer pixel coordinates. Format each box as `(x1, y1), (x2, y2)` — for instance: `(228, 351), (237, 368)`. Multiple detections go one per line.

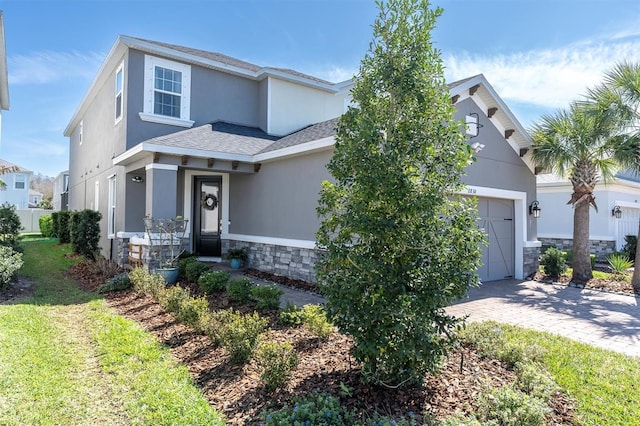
(225, 233), (316, 250)
(253, 136), (335, 163)
(112, 142), (253, 166)
(65, 36), (127, 136)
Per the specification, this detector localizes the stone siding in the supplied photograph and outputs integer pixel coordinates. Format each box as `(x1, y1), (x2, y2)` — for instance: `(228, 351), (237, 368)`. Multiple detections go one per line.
(539, 237), (616, 262)
(523, 246), (541, 279)
(224, 239), (319, 283)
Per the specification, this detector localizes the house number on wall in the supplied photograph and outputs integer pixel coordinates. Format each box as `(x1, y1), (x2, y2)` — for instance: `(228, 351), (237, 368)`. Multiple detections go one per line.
(467, 188), (477, 194)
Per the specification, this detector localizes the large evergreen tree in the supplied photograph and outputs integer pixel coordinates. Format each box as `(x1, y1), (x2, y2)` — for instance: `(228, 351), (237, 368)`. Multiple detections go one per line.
(316, 0), (484, 387)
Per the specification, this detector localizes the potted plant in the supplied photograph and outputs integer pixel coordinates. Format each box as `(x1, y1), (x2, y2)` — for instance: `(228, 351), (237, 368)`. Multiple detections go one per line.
(225, 247), (248, 269)
(144, 216), (189, 284)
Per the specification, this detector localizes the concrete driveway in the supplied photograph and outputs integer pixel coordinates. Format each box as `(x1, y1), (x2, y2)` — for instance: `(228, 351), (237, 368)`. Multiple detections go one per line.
(446, 279), (640, 357)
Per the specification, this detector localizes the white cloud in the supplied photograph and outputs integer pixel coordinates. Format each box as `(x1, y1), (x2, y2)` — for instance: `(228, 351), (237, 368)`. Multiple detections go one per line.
(8, 50), (104, 85)
(443, 36), (640, 111)
(314, 66), (358, 83)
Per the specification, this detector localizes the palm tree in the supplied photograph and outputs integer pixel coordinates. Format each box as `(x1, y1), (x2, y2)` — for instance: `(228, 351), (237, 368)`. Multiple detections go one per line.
(531, 102), (618, 283)
(587, 62), (640, 291)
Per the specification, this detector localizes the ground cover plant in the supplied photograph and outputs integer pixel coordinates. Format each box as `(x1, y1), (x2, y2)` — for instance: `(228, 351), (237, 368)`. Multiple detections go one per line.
(0, 239), (223, 425)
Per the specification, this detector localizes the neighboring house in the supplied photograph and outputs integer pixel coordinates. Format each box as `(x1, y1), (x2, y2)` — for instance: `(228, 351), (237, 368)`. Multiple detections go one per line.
(0, 11), (9, 138)
(537, 171), (640, 259)
(52, 170), (69, 210)
(0, 158), (32, 209)
(28, 189), (43, 208)
(65, 36), (539, 282)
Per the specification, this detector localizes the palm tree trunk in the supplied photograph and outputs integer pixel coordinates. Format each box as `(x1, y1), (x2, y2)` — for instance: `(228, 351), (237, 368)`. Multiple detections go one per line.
(571, 201), (593, 283)
(631, 221), (640, 293)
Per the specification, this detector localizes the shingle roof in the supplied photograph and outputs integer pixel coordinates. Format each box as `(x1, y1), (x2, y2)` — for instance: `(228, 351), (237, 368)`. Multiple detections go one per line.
(447, 74), (482, 90)
(146, 122), (279, 156)
(0, 158), (29, 172)
(259, 117), (339, 154)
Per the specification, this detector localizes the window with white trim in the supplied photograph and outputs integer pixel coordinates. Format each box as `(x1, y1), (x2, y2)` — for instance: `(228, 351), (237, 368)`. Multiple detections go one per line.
(14, 174), (25, 190)
(115, 62), (124, 122)
(107, 175), (116, 238)
(79, 120), (83, 145)
(140, 55), (192, 127)
(94, 181), (99, 211)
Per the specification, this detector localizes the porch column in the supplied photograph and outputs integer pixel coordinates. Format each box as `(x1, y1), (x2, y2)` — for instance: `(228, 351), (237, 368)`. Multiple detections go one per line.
(145, 164), (178, 218)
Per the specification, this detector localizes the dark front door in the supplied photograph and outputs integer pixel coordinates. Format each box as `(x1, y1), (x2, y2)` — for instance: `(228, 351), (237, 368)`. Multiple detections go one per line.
(194, 177), (222, 256)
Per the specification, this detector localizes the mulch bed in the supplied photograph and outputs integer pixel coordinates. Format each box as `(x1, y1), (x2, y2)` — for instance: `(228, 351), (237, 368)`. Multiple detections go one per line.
(62, 261), (577, 425)
(533, 271), (638, 296)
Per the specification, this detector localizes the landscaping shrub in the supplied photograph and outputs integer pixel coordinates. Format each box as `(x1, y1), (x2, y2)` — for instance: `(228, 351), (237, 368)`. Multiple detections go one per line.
(0, 245), (24, 289)
(90, 256), (122, 280)
(515, 362), (559, 402)
(562, 250), (596, 269)
(158, 285), (191, 316)
(185, 261), (210, 283)
(301, 304), (333, 339)
(263, 393), (352, 425)
(477, 386), (549, 426)
(255, 341), (298, 391)
(278, 301), (305, 326)
(622, 235), (637, 263)
(540, 247), (567, 278)
(226, 277), (254, 303)
(198, 271), (230, 294)
(607, 252), (633, 274)
(178, 255), (199, 278)
(0, 202), (22, 249)
(69, 209), (101, 260)
(218, 310), (267, 363)
(251, 284), (283, 310)
(51, 211), (59, 237)
(461, 322), (545, 366)
(204, 309), (235, 346)
(97, 273), (132, 294)
(176, 295), (210, 331)
(39, 214), (53, 237)
(57, 210), (71, 243)
(129, 267), (166, 298)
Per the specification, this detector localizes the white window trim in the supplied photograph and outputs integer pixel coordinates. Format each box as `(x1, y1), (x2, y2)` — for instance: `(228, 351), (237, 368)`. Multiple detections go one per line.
(79, 120), (83, 145)
(14, 174), (26, 190)
(140, 55), (193, 128)
(107, 175), (116, 238)
(94, 180), (99, 211)
(115, 62), (124, 124)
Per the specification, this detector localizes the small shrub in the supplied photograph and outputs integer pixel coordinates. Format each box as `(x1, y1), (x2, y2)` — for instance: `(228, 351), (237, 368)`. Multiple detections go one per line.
(622, 235), (637, 262)
(39, 214), (53, 237)
(90, 256), (122, 280)
(226, 277), (254, 303)
(176, 295), (210, 331)
(185, 261), (210, 283)
(278, 301), (305, 326)
(0, 245), (24, 289)
(178, 255), (199, 278)
(607, 252), (633, 274)
(515, 362), (559, 402)
(461, 322), (544, 365)
(129, 267), (166, 298)
(301, 304), (333, 339)
(0, 202), (22, 249)
(58, 210), (71, 244)
(263, 393), (352, 425)
(70, 209), (102, 260)
(158, 285), (191, 316)
(477, 385), (550, 426)
(251, 285), (283, 310)
(255, 341), (298, 391)
(204, 309), (236, 346)
(97, 273), (132, 294)
(540, 247), (567, 278)
(562, 250), (596, 268)
(219, 310), (267, 363)
(51, 211), (59, 237)
(198, 271), (230, 294)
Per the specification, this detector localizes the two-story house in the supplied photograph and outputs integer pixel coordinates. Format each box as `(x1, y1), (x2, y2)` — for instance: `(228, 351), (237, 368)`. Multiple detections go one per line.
(52, 170), (69, 211)
(0, 159), (31, 209)
(65, 36), (540, 282)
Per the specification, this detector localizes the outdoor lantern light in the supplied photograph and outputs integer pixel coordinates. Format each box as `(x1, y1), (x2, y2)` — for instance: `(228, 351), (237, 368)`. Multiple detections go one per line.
(131, 176), (144, 183)
(465, 112), (483, 138)
(529, 200), (541, 218)
(612, 205), (622, 219)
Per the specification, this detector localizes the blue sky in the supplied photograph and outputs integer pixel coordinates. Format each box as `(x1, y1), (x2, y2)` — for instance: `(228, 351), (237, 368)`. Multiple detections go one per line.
(0, 0), (639, 177)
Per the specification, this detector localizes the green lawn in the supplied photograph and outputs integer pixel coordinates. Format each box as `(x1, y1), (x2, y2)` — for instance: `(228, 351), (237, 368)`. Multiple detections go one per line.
(0, 240), (224, 425)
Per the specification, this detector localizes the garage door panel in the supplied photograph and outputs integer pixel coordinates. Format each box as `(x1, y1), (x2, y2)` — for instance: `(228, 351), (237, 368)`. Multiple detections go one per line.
(476, 198), (514, 282)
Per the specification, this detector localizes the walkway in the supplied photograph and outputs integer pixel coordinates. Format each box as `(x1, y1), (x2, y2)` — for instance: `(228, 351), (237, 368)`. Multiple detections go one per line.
(446, 280), (640, 357)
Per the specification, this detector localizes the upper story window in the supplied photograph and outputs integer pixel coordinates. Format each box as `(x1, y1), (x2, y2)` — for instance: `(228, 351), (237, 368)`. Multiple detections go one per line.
(14, 174), (26, 190)
(115, 62), (124, 123)
(139, 55), (193, 128)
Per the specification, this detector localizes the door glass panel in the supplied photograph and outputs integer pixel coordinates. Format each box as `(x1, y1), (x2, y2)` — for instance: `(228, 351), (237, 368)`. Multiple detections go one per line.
(201, 182), (219, 234)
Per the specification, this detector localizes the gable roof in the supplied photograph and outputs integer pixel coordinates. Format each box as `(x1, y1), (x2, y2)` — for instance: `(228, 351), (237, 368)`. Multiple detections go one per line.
(0, 158), (30, 173)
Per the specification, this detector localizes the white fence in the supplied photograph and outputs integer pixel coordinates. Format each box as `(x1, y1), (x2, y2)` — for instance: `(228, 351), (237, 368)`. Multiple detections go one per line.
(16, 209), (52, 233)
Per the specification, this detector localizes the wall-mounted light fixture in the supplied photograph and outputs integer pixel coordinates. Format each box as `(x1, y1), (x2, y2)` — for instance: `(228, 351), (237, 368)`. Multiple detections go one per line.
(612, 205), (622, 219)
(465, 112), (483, 138)
(529, 200), (541, 218)
(131, 176), (144, 183)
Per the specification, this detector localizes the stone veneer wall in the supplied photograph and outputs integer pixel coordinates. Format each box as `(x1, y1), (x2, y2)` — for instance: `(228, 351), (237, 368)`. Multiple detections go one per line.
(224, 239), (320, 283)
(538, 237), (616, 262)
(115, 235), (188, 271)
(523, 246), (541, 279)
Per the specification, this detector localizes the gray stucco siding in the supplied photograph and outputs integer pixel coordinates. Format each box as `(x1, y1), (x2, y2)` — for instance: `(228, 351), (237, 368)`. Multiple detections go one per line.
(229, 149), (333, 241)
(125, 50), (261, 149)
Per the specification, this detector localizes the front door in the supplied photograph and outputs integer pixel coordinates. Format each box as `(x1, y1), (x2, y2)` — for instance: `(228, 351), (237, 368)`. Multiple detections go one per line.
(194, 177), (222, 256)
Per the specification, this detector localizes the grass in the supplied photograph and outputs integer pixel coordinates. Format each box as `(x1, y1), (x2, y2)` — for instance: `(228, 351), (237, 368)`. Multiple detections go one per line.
(0, 239), (224, 425)
(485, 321), (640, 425)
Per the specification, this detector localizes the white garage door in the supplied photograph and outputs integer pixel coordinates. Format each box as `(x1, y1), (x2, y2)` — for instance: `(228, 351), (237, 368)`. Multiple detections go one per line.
(477, 198), (515, 281)
(616, 207), (640, 251)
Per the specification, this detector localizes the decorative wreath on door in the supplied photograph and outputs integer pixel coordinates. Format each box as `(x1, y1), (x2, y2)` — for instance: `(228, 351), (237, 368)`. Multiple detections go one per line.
(201, 193), (218, 210)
